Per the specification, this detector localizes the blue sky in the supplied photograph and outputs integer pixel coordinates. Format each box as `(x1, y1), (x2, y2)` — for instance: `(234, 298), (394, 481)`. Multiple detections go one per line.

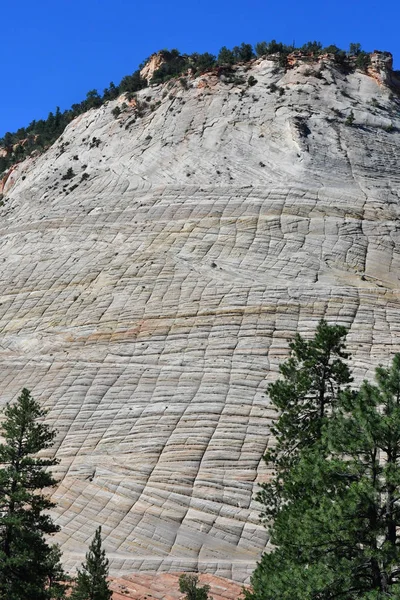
(1, 0), (399, 137)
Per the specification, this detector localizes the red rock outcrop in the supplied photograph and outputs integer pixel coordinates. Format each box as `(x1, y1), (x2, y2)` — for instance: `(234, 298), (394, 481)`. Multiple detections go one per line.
(140, 53), (167, 83)
(368, 51), (400, 90)
(109, 573), (246, 600)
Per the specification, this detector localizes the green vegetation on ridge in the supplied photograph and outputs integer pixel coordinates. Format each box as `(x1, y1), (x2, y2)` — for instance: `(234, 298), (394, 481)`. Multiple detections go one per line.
(0, 40), (379, 176)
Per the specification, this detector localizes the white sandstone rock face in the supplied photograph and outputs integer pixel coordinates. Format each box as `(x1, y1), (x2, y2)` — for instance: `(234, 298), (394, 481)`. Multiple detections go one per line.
(0, 55), (400, 582)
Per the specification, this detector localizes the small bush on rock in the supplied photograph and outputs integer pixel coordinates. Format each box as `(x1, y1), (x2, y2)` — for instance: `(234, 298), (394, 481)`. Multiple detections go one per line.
(179, 575), (211, 600)
(345, 109), (355, 126)
(61, 167), (75, 180)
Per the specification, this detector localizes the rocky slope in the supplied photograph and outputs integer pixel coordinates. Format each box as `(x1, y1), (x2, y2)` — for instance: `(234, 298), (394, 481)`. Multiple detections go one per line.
(109, 573), (246, 600)
(0, 52), (400, 582)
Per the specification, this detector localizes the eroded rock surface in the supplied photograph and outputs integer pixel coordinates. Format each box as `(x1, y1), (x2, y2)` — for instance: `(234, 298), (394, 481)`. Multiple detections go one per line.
(140, 52), (167, 83)
(0, 55), (400, 582)
(110, 573), (246, 600)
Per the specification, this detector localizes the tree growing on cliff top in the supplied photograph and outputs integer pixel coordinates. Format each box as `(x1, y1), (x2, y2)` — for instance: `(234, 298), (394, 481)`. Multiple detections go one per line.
(248, 323), (400, 599)
(217, 46), (235, 65)
(349, 42), (362, 56)
(0, 388), (66, 600)
(232, 43), (254, 62)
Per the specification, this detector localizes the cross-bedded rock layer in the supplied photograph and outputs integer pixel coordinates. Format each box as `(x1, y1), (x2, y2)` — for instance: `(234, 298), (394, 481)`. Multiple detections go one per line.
(0, 55), (400, 582)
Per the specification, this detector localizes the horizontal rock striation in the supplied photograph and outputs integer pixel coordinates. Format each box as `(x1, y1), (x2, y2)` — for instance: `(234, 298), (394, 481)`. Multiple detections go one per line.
(0, 54), (400, 582)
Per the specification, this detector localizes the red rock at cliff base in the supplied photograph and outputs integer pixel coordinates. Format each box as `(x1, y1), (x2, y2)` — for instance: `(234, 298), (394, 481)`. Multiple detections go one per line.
(109, 573), (247, 600)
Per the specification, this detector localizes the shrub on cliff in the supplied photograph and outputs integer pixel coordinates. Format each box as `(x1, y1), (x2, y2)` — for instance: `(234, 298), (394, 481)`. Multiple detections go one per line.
(179, 574), (211, 600)
(217, 46), (235, 65)
(119, 70), (147, 94)
(356, 51), (372, 72)
(102, 82), (119, 101)
(349, 42), (362, 56)
(323, 44), (342, 55)
(189, 52), (216, 74)
(61, 167), (75, 180)
(232, 42), (255, 62)
(255, 41), (269, 57)
(345, 109), (355, 126)
(85, 90), (102, 110)
(301, 40), (323, 55)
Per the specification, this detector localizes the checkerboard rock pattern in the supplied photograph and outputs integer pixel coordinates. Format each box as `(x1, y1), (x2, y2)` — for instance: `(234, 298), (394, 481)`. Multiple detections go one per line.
(1, 55), (400, 582)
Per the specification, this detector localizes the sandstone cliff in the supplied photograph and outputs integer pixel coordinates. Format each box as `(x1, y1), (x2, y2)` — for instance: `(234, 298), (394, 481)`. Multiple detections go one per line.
(140, 52), (167, 83)
(0, 53), (399, 582)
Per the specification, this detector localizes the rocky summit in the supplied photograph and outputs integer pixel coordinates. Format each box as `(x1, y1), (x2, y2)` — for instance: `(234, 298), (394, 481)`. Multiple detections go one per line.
(0, 51), (400, 582)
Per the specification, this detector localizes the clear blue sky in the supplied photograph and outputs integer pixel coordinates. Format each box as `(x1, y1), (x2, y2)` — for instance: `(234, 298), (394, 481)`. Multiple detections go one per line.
(1, 0), (399, 137)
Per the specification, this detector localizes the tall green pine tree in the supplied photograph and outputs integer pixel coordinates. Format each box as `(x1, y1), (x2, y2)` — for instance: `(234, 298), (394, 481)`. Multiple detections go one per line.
(71, 527), (112, 600)
(248, 325), (400, 599)
(0, 388), (65, 600)
(256, 319), (352, 521)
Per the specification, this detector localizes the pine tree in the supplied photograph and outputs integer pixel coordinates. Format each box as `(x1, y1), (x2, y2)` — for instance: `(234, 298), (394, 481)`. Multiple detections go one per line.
(85, 90), (102, 110)
(232, 42), (254, 62)
(349, 42), (362, 56)
(345, 109), (356, 127)
(217, 46), (235, 65)
(45, 545), (69, 599)
(256, 319), (352, 521)
(321, 356), (400, 596)
(248, 332), (400, 598)
(71, 527), (112, 600)
(255, 42), (269, 57)
(0, 388), (66, 600)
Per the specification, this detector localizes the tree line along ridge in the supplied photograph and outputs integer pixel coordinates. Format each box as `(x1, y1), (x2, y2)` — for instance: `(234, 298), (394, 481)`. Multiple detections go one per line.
(0, 40), (387, 176)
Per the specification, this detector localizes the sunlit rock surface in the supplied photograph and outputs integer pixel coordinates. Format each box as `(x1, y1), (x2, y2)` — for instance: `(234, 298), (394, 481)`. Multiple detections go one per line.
(0, 54), (400, 582)
(109, 573), (246, 600)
